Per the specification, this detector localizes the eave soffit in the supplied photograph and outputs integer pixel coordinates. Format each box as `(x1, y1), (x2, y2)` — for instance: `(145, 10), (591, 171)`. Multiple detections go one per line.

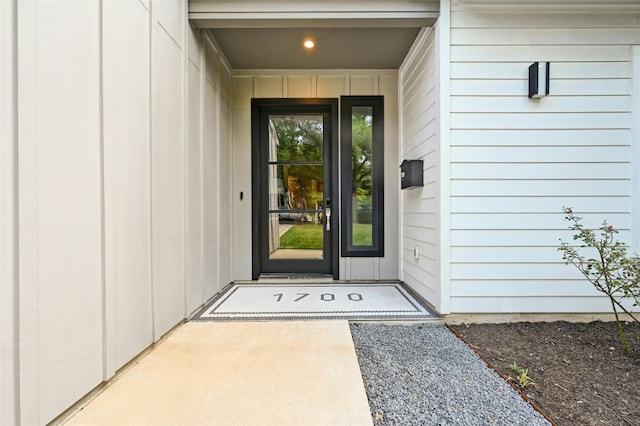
(189, 0), (440, 28)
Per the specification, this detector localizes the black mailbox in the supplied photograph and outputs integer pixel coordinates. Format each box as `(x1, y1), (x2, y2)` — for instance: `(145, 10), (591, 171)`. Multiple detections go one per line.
(400, 159), (424, 189)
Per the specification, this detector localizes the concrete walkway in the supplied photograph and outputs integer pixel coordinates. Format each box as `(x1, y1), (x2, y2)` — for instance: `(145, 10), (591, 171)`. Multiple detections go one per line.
(64, 321), (372, 426)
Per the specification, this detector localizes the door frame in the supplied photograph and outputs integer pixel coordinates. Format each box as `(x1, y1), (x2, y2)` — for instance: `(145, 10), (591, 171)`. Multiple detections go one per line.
(251, 98), (339, 280)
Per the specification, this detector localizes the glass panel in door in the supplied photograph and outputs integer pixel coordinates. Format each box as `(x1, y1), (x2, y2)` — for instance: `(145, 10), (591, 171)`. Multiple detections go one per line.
(267, 116), (325, 260)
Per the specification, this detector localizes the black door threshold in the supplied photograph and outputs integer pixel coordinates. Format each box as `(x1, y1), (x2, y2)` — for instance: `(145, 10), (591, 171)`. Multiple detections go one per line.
(258, 273), (335, 280)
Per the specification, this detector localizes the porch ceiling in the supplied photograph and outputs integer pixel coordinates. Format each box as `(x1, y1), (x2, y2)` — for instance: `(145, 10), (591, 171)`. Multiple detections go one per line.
(188, 0), (438, 69)
(207, 27), (424, 69)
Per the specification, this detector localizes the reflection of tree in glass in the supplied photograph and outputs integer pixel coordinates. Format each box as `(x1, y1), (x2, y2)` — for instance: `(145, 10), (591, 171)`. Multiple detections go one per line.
(273, 117), (324, 214)
(274, 117), (323, 162)
(351, 109), (373, 224)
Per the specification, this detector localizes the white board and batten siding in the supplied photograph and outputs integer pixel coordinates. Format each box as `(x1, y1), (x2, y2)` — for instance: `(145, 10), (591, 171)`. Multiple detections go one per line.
(231, 70), (399, 280)
(448, 7), (639, 313)
(17, 2), (103, 423)
(9, 1), (234, 423)
(187, 30), (234, 319)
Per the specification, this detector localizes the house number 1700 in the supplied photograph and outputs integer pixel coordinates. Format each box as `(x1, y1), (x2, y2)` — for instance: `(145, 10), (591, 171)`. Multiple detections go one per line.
(272, 293), (363, 302)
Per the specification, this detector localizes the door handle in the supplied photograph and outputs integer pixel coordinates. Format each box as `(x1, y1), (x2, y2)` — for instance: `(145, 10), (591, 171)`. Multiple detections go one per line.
(324, 198), (331, 231)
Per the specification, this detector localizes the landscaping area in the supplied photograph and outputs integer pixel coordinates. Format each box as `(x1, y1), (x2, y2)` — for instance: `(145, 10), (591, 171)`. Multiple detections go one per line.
(450, 321), (640, 425)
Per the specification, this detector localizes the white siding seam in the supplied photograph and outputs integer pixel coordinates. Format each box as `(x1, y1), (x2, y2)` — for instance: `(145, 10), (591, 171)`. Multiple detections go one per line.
(632, 46), (640, 253)
(12, 0), (21, 413)
(223, 59), (233, 285)
(199, 32), (206, 304)
(398, 56), (405, 282)
(187, 51), (202, 72)
(182, 0), (189, 319)
(216, 40), (224, 288)
(1, 0), (19, 422)
(98, 0), (108, 381)
(404, 267), (438, 282)
(224, 64), (230, 284)
(155, 20), (181, 50)
(450, 12), (640, 28)
(403, 272), (438, 298)
(148, 0), (156, 341)
(10, 104), (20, 426)
(188, 56), (200, 71)
(102, 0), (115, 379)
(209, 35), (234, 81)
(437, 0), (452, 314)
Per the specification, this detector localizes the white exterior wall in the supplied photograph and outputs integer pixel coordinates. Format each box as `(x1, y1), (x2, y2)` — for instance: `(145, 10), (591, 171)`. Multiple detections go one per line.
(447, 7), (640, 313)
(399, 28), (442, 311)
(186, 24), (204, 314)
(103, 0), (153, 377)
(17, 2), (104, 423)
(231, 70), (400, 280)
(150, 0), (186, 339)
(6, 1), (232, 423)
(218, 60), (234, 287)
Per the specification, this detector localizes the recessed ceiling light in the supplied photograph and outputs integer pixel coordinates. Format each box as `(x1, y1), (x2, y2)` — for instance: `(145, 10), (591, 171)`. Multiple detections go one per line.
(303, 40), (315, 49)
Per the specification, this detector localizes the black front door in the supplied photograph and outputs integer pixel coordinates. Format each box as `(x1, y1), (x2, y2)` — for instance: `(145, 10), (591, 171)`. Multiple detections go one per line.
(251, 99), (338, 279)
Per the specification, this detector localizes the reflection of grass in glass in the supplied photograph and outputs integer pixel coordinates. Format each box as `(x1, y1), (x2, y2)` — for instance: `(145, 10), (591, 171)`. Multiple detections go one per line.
(352, 223), (373, 246)
(280, 224), (323, 249)
(280, 223), (373, 249)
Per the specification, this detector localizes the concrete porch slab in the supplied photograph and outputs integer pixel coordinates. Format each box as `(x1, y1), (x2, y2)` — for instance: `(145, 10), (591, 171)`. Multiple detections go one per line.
(64, 321), (372, 425)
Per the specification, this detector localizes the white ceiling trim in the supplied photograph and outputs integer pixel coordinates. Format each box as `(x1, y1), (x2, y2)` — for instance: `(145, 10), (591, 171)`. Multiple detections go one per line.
(189, 0), (439, 14)
(452, 0), (640, 12)
(189, 0), (439, 28)
(189, 14), (437, 29)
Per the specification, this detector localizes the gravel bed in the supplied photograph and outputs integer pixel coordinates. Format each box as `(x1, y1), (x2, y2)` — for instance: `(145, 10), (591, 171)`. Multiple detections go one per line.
(351, 323), (551, 426)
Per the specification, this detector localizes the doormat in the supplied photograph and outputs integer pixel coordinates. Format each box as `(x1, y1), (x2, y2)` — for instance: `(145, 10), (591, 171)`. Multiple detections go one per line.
(195, 282), (438, 320)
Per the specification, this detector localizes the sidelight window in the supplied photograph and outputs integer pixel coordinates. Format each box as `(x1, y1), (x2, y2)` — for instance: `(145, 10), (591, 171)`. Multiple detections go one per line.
(340, 96), (384, 257)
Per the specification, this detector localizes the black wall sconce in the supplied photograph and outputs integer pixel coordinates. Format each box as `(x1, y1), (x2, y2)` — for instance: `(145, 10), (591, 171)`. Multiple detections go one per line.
(528, 61), (550, 98)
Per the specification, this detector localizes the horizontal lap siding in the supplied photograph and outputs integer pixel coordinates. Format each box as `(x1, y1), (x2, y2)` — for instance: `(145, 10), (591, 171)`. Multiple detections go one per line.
(399, 28), (442, 310)
(449, 9), (639, 313)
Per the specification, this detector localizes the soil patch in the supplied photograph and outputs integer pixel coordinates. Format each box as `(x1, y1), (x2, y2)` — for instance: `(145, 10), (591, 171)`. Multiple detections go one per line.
(450, 321), (640, 426)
